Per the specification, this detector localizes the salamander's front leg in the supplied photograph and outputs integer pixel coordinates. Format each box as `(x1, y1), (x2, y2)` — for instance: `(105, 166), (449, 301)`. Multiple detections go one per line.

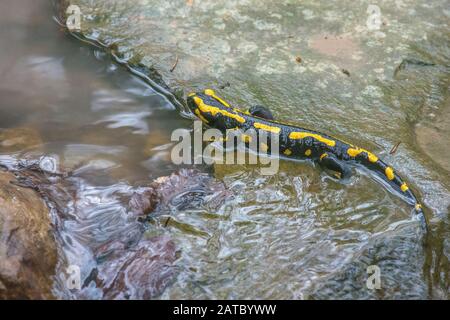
(248, 105), (274, 120)
(319, 153), (352, 179)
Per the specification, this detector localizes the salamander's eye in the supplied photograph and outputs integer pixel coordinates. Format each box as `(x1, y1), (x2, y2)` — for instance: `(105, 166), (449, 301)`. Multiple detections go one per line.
(204, 89), (215, 96)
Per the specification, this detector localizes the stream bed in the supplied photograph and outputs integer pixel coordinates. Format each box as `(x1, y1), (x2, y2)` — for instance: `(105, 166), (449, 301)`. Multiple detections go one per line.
(0, 0), (449, 299)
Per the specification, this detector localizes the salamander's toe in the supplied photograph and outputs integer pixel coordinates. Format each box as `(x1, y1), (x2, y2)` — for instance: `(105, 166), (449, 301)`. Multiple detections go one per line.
(319, 153), (352, 180)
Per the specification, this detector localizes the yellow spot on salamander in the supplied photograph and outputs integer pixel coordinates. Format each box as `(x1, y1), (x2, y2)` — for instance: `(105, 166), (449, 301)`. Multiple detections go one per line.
(283, 149), (292, 156)
(385, 167), (395, 180)
(289, 132), (336, 147)
(253, 122), (281, 134)
(367, 154), (378, 163)
(204, 89), (231, 107)
(320, 153), (328, 161)
(415, 203), (422, 210)
(305, 149), (312, 156)
(400, 183), (409, 192)
(241, 134), (253, 143)
(194, 108), (209, 123)
(188, 92), (196, 97)
(193, 96), (245, 123)
(347, 147), (378, 163)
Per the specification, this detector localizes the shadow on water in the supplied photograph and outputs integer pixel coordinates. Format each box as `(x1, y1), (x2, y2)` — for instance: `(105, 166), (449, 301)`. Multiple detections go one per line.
(0, 0), (448, 299)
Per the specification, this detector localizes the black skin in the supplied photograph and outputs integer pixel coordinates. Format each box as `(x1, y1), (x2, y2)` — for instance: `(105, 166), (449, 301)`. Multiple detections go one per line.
(320, 154), (352, 179)
(249, 105), (350, 179)
(248, 105), (275, 121)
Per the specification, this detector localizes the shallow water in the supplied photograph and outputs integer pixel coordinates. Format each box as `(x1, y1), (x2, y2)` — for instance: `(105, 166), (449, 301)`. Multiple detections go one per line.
(0, 0), (449, 299)
(0, 0), (190, 299)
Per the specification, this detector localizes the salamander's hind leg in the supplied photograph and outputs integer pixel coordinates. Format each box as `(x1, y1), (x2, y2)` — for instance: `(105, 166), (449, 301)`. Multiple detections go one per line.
(319, 153), (352, 180)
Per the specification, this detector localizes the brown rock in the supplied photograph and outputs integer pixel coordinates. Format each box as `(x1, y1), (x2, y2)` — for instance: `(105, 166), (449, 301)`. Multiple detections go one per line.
(0, 170), (57, 299)
(128, 187), (159, 217)
(98, 236), (178, 300)
(309, 34), (359, 58)
(308, 34), (364, 69)
(415, 104), (450, 172)
(128, 168), (230, 215)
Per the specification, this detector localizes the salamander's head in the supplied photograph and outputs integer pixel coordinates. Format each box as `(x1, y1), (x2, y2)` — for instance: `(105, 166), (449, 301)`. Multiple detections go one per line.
(186, 89), (232, 124)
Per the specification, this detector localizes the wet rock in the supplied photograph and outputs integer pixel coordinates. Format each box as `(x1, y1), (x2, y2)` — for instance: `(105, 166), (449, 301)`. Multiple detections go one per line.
(116, 169), (229, 296)
(415, 101), (450, 173)
(152, 168), (226, 210)
(98, 236), (178, 300)
(128, 187), (159, 217)
(431, 218), (450, 299)
(129, 168), (230, 215)
(0, 170), (57, 299)
(393, 58), (436, 79)
(2, 163), (174, 300)
(309, 34), (362, 67)
(308, 224), (427, 299)
(27, 165), (225, 299)
(0, 127), (42, 153)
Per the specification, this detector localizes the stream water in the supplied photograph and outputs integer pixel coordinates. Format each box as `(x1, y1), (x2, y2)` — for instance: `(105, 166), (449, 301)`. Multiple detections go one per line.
(0, 0), (449, 299)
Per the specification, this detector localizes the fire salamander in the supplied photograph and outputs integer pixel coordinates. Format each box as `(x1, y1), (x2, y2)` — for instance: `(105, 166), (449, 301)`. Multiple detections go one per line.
(187, 89), (428, 228)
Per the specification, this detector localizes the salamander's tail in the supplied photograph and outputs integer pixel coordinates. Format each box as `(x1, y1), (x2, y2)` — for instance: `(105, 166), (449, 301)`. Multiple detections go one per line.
(356, 153), (428, 230)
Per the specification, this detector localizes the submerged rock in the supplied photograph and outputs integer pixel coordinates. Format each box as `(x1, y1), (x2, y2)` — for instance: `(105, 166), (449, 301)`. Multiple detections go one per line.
(97, 236), (178, 300)
(0, 170), (57, 299)
(129, 168), (230, 215)
(308, 224), (428, 299)
(415, 100), (450, 173)
(74, 168), (228, 299)
(0, 162), (228, 299)
(128, 187), (159, 217)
